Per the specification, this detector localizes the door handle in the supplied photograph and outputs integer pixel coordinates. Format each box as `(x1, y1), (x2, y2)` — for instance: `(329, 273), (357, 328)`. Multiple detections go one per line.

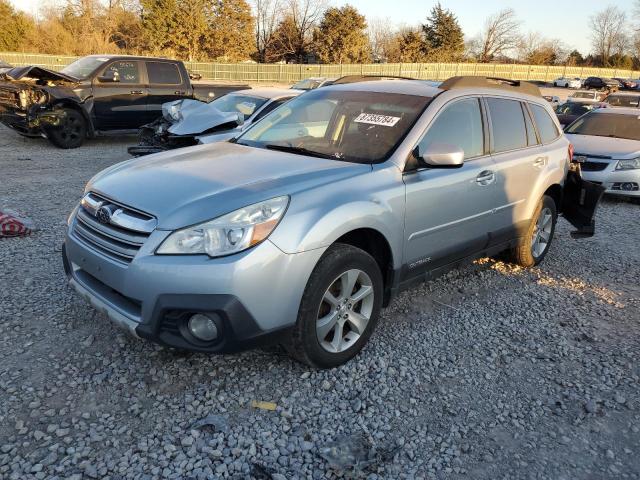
(533, 157), (547, 168)
(476, 170), (495, 186)
(174, 90), (186, 95)
(130, 90), (144, 95)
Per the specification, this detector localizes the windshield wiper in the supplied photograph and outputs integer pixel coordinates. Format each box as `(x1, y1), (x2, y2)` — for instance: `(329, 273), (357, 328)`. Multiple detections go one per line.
(264, 144), (339, 160)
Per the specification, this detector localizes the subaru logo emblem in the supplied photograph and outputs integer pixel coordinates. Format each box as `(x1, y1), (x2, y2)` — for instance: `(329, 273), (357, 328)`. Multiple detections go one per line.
(96, 206), (111, 224)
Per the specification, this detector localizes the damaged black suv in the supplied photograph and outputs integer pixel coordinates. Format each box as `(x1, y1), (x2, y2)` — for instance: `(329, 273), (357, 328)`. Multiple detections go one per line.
(0, 55), (245, 149)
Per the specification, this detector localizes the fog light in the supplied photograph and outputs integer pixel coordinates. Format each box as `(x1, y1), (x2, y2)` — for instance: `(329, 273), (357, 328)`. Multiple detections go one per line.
(621, 182), (636, 191)
(188, 314), (219, 341)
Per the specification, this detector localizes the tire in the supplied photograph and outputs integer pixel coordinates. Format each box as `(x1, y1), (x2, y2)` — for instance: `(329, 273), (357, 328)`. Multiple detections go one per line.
(553, 82), (557, 87)
(508, 195), (557, 268)
(46, 108), (87, 149)
(286, 243), (383, 368)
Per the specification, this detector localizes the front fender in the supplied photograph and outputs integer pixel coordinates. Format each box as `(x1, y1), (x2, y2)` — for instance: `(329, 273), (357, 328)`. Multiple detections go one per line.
(269, 165), (405, 270)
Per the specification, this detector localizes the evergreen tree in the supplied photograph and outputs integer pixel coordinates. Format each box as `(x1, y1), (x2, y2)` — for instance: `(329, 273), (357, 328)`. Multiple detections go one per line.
(313, 5), (370, 63)
(422, 2), (464, 62)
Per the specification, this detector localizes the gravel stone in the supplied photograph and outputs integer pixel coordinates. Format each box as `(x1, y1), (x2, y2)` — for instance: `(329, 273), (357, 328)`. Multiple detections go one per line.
(0, 124), (639, 479)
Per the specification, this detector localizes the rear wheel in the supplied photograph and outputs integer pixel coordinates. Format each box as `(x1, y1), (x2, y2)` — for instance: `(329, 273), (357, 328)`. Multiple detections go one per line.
(46, 108), (87, 149)
(286, 243), (383, 368)
(508, 195), (557, 267)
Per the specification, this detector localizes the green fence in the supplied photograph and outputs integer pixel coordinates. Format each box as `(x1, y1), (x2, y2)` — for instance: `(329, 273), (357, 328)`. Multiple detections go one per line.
(1, 51), (638, 83)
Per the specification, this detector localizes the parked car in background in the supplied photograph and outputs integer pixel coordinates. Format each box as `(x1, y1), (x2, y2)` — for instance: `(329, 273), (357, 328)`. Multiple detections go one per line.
(543, 95), (561, 108)
(603, 92), (640, 108)
(554, 102), (595, 128)
(0, 55), (248, 148)
(291, 77), (336, 90)
(565, 108), (640, 200)
(613, 78), (638, 90)
(582, 76), (619, 91)
(63, 76), (601, 367)
(129, 88), (302, 156)
(567, 90), (606, 104)
(552, 77), (582, 89)
(0, 59), (12, 74)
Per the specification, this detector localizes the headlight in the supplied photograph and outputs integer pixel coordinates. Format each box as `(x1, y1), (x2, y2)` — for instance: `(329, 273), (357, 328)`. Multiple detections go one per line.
(157, 196), (289, 257)
(162, 100), (183, 122)
(616, 158), (640, 170)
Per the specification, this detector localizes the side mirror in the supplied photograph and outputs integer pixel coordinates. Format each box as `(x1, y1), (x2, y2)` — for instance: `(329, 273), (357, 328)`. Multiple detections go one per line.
(98, 70), (120, 83)
(418, 143), (464, 168)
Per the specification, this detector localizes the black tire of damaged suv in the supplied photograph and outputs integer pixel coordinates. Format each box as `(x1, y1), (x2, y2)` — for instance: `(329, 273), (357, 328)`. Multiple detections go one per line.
(509, 195), (557, 268)
(286, 243), (384, 369)
(46, 107), (87, 149)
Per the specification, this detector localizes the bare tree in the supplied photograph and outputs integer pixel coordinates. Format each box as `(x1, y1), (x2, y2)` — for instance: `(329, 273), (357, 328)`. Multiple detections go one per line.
(516, 31), (567, 65)
(367, 16), (397, 62)
(253, 0), (282, 62)
(590, 6), (627, 66)
(477, 8), (521, 62)
(288, 0), (327, 61)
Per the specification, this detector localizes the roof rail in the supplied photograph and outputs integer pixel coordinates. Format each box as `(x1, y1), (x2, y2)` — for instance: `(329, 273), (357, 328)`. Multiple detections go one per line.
(332, 75), (416, 85)
(439, 76), (541, 97)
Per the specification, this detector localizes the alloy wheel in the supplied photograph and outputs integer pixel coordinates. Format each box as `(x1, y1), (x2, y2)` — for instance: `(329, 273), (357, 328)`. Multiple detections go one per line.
(531, 207), (553, 258)
(316, 269), (374, 353)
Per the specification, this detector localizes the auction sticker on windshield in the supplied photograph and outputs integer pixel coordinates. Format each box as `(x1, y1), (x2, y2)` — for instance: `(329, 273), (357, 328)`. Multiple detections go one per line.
(354, 113), (401, 127)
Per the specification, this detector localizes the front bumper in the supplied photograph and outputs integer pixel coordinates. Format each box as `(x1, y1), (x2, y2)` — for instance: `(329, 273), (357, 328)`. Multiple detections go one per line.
(581, 162), (640, 197)
(63, 214), (325, 353)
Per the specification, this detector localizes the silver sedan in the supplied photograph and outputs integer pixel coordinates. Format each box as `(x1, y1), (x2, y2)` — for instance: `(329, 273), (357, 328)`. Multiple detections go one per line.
(565, 107), (640, 199)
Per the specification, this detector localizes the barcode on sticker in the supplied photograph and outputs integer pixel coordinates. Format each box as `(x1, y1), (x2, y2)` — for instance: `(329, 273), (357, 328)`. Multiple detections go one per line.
(354, 113), (401, 127)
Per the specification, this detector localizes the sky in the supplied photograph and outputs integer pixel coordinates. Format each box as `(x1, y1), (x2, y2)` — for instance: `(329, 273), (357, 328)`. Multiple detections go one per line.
(9, 0), (634, 55)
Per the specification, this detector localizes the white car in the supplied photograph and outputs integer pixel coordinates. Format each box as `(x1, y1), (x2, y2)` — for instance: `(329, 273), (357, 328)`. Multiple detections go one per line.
(552, 77), (582, 89)
(567, 90), (606, 104)
(565, 108), (640, 199)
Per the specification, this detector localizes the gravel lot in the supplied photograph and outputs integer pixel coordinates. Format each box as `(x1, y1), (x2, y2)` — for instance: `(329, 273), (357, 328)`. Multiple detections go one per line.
(1, 124), (639, 480)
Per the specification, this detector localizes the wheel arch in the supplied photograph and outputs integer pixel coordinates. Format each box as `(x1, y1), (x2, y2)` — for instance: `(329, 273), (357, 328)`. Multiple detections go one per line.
(50, 99), (95, 137)
(333, 227), (395, 306)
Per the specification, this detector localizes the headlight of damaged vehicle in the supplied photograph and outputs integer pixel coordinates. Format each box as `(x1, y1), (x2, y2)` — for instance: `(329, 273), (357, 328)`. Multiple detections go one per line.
(18, 89), (47, 109)
(157, 196), (289, 257)
(616, 158), (640, 170)
(162, 100), (183, 122)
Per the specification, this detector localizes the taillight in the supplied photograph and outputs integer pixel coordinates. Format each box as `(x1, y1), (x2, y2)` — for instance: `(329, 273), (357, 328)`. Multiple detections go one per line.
(568, 143), (574, 163)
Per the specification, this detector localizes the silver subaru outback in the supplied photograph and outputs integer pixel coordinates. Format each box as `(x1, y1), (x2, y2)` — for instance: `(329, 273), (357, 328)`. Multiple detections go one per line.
(63, 77), (602, 368)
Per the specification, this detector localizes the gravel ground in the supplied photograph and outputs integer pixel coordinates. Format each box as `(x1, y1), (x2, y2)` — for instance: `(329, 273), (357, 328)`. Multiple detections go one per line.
(1, 125), (639, 480)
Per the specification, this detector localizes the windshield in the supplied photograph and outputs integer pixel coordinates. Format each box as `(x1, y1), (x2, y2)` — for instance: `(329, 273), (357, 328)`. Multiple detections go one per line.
(566, 113), (640, 141)
(209, 94), (268, 118)
(605, 95), (640, 107)
(556, 103), (591, 115)
(572, 92), (593, 99)
(292, 79), (324, 90)
(236, 89), (431, 163)
(61, 56), (110, 79)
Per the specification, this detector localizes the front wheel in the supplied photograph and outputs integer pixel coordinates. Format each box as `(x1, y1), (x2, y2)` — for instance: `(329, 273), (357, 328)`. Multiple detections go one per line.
(46, 108), (87, 149)
(508, 195), (557, 268)
(286, 244), (383, 368)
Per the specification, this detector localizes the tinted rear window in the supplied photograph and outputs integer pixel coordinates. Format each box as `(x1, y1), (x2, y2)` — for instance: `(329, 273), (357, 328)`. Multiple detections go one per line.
(486, 98), (528, 153)
(530, 104), (560, 143)
(147, 62), (181, 84)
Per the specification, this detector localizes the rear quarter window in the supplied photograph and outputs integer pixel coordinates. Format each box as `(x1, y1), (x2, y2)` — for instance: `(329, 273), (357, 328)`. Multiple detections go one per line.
(530, 104), (560, 143)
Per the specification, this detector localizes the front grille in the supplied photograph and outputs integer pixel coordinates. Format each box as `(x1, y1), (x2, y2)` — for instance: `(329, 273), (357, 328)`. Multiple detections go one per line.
(581, 161), (609, 172)
(72, 192), (156, 264)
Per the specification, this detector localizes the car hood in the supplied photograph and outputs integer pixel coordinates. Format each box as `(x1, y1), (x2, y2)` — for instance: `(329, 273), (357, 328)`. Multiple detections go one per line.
(166, 99), (243, 136)
(2, 65), (78, 83)
(566, 134), (640, 159)
(87, 142), (370, 230)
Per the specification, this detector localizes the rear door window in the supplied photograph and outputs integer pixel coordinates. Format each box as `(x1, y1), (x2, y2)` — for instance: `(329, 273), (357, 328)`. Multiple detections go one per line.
(486, 98), (528, 152)
(530, 104), (560, 143)
(146, 61), (182, 85)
